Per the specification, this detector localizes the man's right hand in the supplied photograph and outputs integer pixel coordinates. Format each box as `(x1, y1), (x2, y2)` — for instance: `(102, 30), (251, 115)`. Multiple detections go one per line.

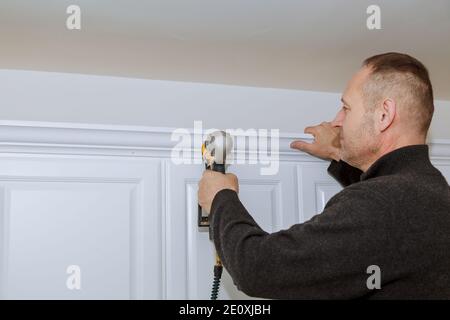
(290, 121), (341, 161)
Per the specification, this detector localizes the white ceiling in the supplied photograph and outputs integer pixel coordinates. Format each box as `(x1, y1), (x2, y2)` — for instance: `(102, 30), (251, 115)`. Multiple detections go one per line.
(1, 0), (449, 99)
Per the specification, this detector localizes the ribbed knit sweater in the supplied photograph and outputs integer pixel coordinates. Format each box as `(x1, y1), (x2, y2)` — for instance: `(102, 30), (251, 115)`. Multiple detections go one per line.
(211, 145), (450, 299)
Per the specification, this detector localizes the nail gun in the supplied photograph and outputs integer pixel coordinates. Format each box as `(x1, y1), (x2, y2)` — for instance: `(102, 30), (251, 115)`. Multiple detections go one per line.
(198, 130), (233, 300)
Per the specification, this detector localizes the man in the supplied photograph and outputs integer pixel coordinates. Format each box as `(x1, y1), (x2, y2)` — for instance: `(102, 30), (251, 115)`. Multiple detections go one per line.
(198, 52), (450, 299)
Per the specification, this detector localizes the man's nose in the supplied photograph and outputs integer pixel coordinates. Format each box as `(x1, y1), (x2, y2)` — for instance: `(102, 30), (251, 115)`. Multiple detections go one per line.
(331, 109), (344, 127)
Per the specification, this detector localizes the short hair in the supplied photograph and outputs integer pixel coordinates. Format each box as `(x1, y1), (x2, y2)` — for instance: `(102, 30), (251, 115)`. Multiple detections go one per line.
(362, 52), (434, 135)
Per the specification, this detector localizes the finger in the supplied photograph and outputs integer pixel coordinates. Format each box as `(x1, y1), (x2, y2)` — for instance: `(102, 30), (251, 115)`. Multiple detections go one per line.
(226, 172), (237, 181)
(198, 177), (204, 189)
(290, 140), (306, 149)
(290, 140), (315, 153)
(202, 170), (214, 177)
(226, 173), (239, 188)
(304, 125), (318, 136)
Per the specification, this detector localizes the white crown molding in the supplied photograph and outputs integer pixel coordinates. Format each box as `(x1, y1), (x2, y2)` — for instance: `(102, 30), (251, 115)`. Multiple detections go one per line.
(0, 120), (449, 163)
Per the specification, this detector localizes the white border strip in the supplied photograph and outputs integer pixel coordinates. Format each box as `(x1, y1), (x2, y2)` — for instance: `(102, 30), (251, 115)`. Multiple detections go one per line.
(0, 120), (449, 161)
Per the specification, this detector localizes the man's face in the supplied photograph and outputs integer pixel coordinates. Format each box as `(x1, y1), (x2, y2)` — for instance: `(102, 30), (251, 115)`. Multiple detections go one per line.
(333, 67), (379, 167)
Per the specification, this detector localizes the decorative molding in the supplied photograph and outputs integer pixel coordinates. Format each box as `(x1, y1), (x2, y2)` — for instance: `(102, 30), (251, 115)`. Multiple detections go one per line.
(0, 176), (142, 299)
(0, 187), (8, 300)
(0, 120), (450, 162)
(0, 155), (162, 299)
(315, 182), (342, 213)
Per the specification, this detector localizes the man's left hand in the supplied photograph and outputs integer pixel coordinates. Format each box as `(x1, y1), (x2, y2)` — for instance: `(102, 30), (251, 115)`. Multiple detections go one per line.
(198, 171), (239, 214)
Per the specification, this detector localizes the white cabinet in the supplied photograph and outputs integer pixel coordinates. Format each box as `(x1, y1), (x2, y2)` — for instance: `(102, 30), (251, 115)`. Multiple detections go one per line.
(0, 155), (162, 299)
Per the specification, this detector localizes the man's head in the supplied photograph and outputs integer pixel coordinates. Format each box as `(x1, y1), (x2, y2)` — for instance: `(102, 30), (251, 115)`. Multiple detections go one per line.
(333, 52), (434, 170)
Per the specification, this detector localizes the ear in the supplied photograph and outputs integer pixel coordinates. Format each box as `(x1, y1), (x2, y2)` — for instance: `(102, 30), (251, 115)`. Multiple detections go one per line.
(378, 98), (396, 132)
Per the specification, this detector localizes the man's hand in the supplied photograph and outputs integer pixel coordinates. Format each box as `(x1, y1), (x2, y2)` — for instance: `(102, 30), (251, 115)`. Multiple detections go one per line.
(290, 121), (341, 161)
(198, 171), (239, 214)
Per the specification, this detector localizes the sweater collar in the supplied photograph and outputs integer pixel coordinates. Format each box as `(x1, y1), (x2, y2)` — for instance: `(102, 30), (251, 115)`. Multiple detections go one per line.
(360, 144), (432, 181)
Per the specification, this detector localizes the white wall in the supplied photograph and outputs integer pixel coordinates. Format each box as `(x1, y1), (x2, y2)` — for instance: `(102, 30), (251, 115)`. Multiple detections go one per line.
(0, 69), (448, 299)
(1, 69), (449, 140)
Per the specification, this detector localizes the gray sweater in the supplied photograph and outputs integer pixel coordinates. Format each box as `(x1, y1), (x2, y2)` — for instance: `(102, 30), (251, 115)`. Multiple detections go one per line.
(210, 144), (450, 299)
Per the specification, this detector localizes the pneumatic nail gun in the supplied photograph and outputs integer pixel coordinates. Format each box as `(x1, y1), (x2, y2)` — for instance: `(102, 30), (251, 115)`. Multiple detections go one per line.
(198, 130), (233, 300)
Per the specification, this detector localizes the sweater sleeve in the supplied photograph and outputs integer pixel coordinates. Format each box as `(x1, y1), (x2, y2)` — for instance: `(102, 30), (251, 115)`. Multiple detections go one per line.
(210, 187), (395, 299)
(327, 160), (363, 187)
